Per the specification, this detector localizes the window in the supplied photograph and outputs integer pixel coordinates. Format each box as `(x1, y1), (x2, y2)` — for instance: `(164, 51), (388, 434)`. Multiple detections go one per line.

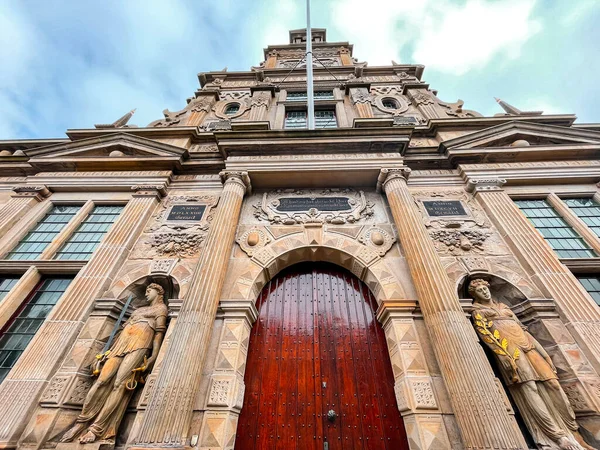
(0, 278), (72, 382)
(54, 206), (124, 260)
(563, 198), (600, 238)
(515, 200), (596, 258)
(224, 103), (240, 115)
(284, 109), (337, 129)
(576, 276), (600, 306)
(0, 278), (19, 303)
(7, 206), (81, 260)
(287, 91), (334, 101)
(382, 98), (399, 109)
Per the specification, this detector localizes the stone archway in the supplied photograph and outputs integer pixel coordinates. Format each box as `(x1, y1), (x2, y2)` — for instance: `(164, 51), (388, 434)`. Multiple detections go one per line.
(196, 229), (454, 450)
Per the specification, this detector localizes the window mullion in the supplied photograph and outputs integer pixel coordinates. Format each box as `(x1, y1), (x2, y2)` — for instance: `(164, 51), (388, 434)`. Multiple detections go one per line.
(547, 193), (600, 256)
(39, 200), (94, 260)
(0, 267), (40, 331)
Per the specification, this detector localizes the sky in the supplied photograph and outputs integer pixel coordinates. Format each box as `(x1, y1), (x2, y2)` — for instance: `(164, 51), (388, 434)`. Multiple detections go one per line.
(1, 0), (599, 139)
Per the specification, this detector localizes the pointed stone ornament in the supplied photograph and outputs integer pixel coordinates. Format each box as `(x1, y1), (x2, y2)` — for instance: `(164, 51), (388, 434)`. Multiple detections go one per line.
(94, 108), (137, 129)
(494, 97), (542, 116)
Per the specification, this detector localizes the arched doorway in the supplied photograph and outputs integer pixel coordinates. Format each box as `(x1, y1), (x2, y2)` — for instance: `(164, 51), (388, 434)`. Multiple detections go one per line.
(235, 262), (408, 450)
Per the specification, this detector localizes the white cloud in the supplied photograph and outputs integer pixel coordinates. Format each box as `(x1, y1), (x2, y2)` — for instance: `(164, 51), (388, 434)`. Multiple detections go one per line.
(330, 0), (541, 74)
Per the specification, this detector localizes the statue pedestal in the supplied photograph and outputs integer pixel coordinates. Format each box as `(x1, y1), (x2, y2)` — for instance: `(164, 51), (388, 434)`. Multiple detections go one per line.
(56, 440), (115, 450)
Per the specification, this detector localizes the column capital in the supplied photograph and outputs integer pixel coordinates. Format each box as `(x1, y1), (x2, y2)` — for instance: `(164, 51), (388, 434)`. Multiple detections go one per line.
(376, 167), (411, 193)
(11, 185), (50, 201)
(131, 184), (167, 198)
(465, 177), (506, 194)
(217, 300), (259, 324)
(219, 170), (252, 194)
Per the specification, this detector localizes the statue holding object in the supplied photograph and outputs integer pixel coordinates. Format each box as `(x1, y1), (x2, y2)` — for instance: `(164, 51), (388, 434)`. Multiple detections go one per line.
(61, 283), (168, 444)
(469, 279), (596, 450)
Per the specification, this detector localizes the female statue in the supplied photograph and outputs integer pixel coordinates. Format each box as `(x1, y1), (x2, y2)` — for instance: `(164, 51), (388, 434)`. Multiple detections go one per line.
(468, 279), (595, 450)
(61, 283), (168, 444)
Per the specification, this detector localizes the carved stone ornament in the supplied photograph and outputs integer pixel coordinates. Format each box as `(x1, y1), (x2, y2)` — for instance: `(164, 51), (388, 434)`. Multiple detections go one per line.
(411, 91), (435, 106)
(150, 258), (178, 275)
(236, 228), (271, 257)
(358, 226), (396, 256)
(12, 185), (51, 200)
(351, 88), (372, 105)
(213, 97), (251, 119)
(253, 189), (374, 225)
(410, 190), (508, 256)
(139, 195), (218, 258)
(149, 96), (215, 127)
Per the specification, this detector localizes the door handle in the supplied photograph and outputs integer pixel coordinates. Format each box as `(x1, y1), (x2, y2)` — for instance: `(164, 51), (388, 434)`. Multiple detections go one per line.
(327, 409), (337, 422)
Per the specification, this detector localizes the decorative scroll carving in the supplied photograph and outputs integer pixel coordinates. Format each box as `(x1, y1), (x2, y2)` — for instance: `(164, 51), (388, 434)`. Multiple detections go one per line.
(190, 144), (219, 153)
(137, 195), (218, 258)
(253, 189), (374, 225)
(411, 190), (508, 256)
(236, 228), (271, 257)
(149, 96), (215, 127)
(358, 226), (396, 256)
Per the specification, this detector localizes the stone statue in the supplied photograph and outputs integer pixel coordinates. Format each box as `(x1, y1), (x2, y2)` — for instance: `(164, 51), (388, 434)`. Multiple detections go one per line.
(468, 279), (595, 450)
(61, 283), (168, 444)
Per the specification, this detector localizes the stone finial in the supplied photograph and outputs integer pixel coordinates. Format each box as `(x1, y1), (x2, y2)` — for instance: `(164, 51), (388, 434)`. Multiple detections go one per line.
(494, 97), (542, 116)
(94, 109), (137, 129)
(219, 170), (252, 194)
(376, 168), (411, 192)
(466, 178), (507, 193)
(12, 185), (51, 201)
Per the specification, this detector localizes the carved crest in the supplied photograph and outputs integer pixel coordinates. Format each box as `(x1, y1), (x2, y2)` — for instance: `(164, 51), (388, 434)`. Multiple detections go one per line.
(253, 189), (374, 225)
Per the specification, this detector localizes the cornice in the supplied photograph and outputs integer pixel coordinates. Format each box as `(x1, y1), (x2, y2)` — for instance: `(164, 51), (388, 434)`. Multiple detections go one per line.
(0, 260), (87, 275)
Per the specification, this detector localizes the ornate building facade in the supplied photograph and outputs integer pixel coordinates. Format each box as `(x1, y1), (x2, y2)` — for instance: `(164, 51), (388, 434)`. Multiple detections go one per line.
(0, 28), (599, 450)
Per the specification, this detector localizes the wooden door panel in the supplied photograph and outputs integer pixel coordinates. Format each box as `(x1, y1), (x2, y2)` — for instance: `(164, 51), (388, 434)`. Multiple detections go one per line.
(236, 263), (408, 450)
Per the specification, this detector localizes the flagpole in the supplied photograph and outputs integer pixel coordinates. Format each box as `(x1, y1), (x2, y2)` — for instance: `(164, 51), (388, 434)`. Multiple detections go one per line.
(306, 0), (315, 130)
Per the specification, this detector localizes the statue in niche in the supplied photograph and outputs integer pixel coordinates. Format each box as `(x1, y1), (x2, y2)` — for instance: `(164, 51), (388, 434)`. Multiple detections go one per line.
(61, 283), (168, 444)
(468, 279), (596, 450)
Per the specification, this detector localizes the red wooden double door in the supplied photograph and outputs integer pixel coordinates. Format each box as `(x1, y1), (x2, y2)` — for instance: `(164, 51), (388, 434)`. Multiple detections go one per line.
(235, 263), (408, 450)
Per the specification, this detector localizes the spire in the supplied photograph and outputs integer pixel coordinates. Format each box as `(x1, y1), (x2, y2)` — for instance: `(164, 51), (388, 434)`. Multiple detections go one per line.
(494, 98), (543, 116)
(95, 109), (137, 129)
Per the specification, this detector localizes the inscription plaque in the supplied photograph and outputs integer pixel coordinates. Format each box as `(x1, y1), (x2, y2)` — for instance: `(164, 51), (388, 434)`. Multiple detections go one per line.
(423, 200), (467, 217)
(167, 204), (206, 221)
(276, 197), (351, 212)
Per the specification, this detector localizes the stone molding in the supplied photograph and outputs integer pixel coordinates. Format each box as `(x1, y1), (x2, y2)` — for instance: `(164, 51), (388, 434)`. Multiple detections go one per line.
(465, 177), (507, 193)
(131, 184), (167, 198)
(11, 185), (51, 201)
(219, 170), (252, 194)
(376, 167), (411, 192)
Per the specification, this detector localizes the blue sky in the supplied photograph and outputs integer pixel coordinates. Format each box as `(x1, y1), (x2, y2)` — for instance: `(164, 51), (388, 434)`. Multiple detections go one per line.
(1, 0), (599, 139)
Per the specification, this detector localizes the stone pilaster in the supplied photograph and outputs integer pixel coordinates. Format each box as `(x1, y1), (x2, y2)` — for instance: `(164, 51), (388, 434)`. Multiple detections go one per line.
(130, 172), (250, 449)
(0, 186), (50, 236)
(377, 300), (453, 450)
(0, 186), (163, 448)
(379, 168), (527, 449)
(186, 94), (218, 127)
(195, 300), (257, 450)
(469, 178), (600, 375)
(248, 89), (272, 122)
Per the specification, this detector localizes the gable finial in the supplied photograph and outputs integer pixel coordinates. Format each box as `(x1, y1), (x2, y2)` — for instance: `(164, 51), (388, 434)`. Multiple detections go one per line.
(94, 109), (137, 129)
(494, 98), (543, 116)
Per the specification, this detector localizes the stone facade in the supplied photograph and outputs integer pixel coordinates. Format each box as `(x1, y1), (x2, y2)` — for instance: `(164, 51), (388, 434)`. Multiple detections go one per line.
(0, 28), (599, 450)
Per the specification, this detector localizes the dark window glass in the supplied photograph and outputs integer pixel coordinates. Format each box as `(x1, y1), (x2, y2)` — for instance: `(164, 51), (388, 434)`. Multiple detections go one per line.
(0, 278), (19, 303)
(54, 205), (124, 260)
(515, 200), (596, 258)
(0, 278), (72, 382)
(563, 198), (600, 238)
(382, 98), (398, 109)
(7, 206), (81, 260)
(224, 103), (240, 115)
(284, 109), (337, 129)
(287, 91), (334, 101)
(576, 276), (600, 306)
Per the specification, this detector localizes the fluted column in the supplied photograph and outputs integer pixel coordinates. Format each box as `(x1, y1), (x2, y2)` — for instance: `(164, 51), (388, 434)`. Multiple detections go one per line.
(0, 185), (163, 447)
(0, 185), (50, 236)
(379, 168), (527, 449)
(469, 178), (600, 374)
(131, 171), (250, 449)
